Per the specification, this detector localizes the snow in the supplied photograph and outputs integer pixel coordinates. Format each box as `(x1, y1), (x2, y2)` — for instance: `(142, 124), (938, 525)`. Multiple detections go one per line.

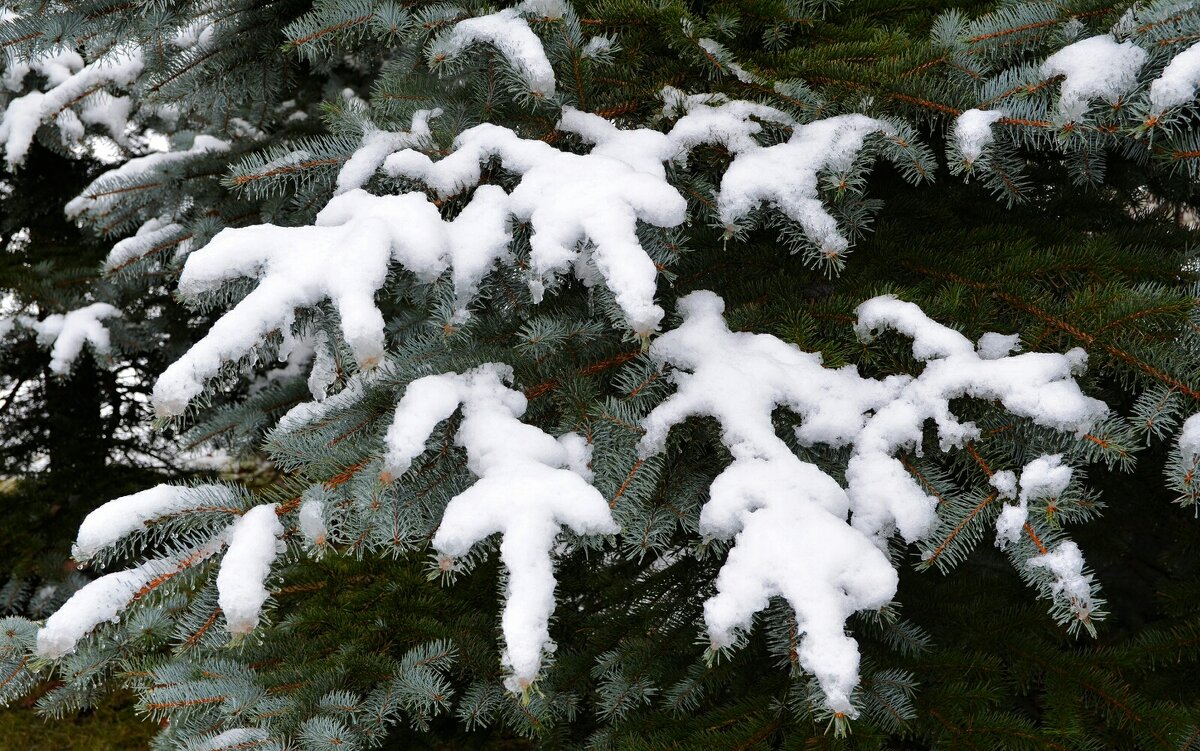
(430, 8), (556, 97)
(0, 47), (144, 166)
(977, 331), (1021, 359)
(80, 93), (132, 146)
(334, 109), (439, 194)
(954, 108), (1004, 163)
(672, 103), (890, 255)
(73, 484), (237, 561)
(850, 296), (1105, 544)
(153, 186), (511, 415)
(194, 729), (270, 751)
(1017, 454), (1073, 500)
(277, 369), (382, 434)
(0, 93), (45, 168)
(1027, 540), (1095, 618)
(216, 504), (284, 634)
(28, 302), (121, 375)
(1179, 413), (1200, 460)
(697, 38), (753, 83)
(995, 454), (1072, 550)
(2, 47), (83, 91)
(989, 470), (1018, 500)
(1150, 42), (1200, 112)
(383, 364), (619, 690)
(170, 18), (216, 50)
(105, 219), (187, 272)
(700, 456), (896, 716)
(36, 560), (161, 658)
(517, 0), (566, 18)
(581, 35), (613, 59)
(638, 290), (1107, 714)
(166, 98), (901, 405)
(65, 135), (230, 221)
(661, 90), (795, 157)
(298, 496), (327, 546)
(638, 291), (899, 715)
(1040, 35), (1147, 121)
(385, 108), (684, 334)
(639, 290), (899, 461)
(36, 537), (225, 659)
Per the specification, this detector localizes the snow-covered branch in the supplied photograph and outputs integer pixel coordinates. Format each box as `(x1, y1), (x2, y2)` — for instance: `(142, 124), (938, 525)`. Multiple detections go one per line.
(38, 486), (283, 657)
(6, 302), (122, 376)
(383, 364), (619, 691)
(0, 47), (143, 167)
(637, 290), (1108, 715)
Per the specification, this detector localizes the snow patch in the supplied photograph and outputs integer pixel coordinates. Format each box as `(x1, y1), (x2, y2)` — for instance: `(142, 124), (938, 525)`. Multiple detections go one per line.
(73, 484), (238, 561)
(1041, 35), (1147, 121)
(383, 364), (618, 690)
(1151, 42), (1200, 112)
(28, 302), (121, 375)
(217, 504), (284, 634)
(954, 108), (1004, 163)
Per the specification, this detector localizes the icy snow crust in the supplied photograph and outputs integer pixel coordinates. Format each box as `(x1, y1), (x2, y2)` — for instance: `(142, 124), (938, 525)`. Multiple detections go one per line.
(637, 291), (1107, 715)
(383, 364), (619, 691)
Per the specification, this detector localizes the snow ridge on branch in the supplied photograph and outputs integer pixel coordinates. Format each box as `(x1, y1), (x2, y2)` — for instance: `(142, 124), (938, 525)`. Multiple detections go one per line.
(37, 485), (282, 658)
(154, 86), (906, 414)
(382, 364), (619, 692)
(637, 290), (1108, 715)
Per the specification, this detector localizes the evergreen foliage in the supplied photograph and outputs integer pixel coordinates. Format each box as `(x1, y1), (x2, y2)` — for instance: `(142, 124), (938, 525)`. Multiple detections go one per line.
(1, 0), (1199, 748)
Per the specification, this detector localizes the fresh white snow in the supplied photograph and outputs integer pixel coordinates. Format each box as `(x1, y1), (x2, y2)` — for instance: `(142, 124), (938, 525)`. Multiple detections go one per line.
(995, 454), (1072, 550)
(27, 302), (121, 375)
(73, 484), (238, 561)
(638, 290), (1106, 714)
(383, 364), (619, 691)
(0, 47), (144, 166)
(1179, 412), (1200, 460)
(105, 218), (188, 272)
(1151, 42), (1200, 112)
(152, 186), (511, 416)
(954, 108), (1005, 164)
(385, 108), (684, 335)
(37, 537), (226, 658)
(216, 504), (284, 634)
(65, 135), (230, 221)
(430, 8), (557, 97)
(1040, 35), (1147, 121)
(1027, 540), (1095, 618)
(334, 109), (440, 194)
